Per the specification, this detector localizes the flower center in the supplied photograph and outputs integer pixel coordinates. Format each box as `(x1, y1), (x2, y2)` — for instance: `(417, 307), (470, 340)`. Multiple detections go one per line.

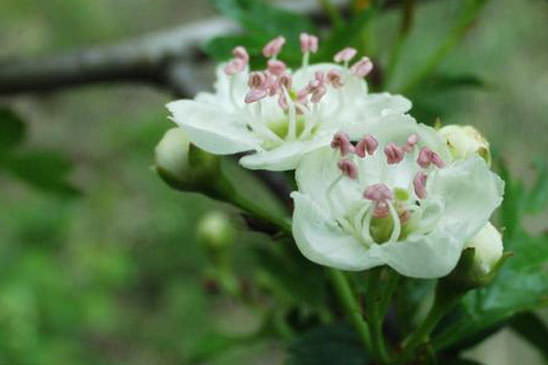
(327, 131), (446, 247)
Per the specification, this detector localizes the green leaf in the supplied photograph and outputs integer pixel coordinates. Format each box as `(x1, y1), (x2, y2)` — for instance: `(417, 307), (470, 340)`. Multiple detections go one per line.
(509, 312), (548, 361)
(210, 0), (315, 40)
(433, 230), (548, 351)
(287, 325), (370, 365)
(0, 107), (26, 151)
(2, 150), (80, 197)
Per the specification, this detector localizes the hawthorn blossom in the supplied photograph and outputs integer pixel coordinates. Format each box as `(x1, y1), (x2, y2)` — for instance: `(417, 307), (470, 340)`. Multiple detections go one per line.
(291, 114), (504, 278)
(166, 35), (410, 171)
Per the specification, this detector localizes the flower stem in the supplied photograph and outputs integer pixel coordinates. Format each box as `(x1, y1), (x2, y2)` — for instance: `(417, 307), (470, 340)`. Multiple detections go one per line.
(327, 269), (372, 352)
(397, 283), (462, 363)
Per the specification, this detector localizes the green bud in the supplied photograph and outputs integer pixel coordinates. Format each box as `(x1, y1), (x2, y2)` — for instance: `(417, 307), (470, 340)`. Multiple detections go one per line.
(155, 128), (219, 194)
(196, 211), (237, 251)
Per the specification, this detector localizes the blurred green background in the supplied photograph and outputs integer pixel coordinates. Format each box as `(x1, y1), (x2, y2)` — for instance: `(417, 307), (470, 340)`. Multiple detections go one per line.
(0, 0), (547, 364)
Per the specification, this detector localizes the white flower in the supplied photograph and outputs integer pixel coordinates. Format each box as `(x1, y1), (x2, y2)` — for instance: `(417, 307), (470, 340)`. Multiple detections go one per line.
(464, 222), (503, 274)
(291, 114), (504, 278)
(438, 124), (491, 165)
(167, 35), (410, 171)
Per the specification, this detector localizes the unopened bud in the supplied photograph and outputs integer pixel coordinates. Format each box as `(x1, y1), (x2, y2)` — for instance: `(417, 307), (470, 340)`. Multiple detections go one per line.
(438, 125), (491, 165)
(464, 222), (503, 275)
(155, 128), (219, 192)
(197, 211), (237, 250)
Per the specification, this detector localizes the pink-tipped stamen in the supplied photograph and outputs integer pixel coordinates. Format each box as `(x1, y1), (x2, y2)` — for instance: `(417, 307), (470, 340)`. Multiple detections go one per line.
(233, 46), (249, 63)
(300, 33), (319, 53)
(267, 59), (286, 76)
(355, 135), (378, 158)
(337, 159), (358, 180)
(327, 69), (344, 88)
(384, 142), (405, 164)
(248, 71), (267, 89)
(334, 47), (357, 63)
(263, 36), (286, 58)
(417, 147), (445, 168)
(402, 133), (420, 153)
(331, 132), (355, 156)
(350, 57), (373, 77)
(413, 171), (428, 199)
(245, 88), (267, 104)
(364, 183), (393, 218)
(224, 58), (246, 75)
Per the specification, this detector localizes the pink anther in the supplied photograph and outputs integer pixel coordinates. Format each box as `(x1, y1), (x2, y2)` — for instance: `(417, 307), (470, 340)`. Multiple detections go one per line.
(248, 71), (267, 89)
(326, 69), (344, 88)
(337, 159), (358, 180)
(232, 46), (249, 63)
(364, 183), (393, 202)
(224, 58), (246, 75)
(334, 47), (357, 63)
(413, 171), (428, 199)
(384, 142), (405, 164)
(355, 135), (378, 158)
(300, 33), (319, 53)
(350, 57), (373, 77)
(331, 132), (355, 156)
(267, 59), (286, 76)
(262, 36), (286, 58)
(402, 133), (420, 153)
(245, 88), (268, 104)
(417, 147), (445, 168)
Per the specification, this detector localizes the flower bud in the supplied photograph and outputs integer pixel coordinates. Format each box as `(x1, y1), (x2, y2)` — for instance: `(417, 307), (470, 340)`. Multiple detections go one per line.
(197, 211), (237, 251)
(438, 125), (491, 165)
(464, 222), (503, 275)
(155, 128), (219, 193)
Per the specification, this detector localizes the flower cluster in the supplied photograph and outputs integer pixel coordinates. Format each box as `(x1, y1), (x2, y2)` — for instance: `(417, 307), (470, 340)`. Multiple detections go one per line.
(167, 34), (410, 171)
(164, 34), (504, 279)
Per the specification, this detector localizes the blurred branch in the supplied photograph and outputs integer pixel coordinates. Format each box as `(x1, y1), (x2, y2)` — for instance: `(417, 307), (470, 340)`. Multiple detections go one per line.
(0, 0), (432, 97)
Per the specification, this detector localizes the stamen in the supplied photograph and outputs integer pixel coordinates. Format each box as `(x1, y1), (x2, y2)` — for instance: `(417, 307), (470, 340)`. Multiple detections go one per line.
(224, 58), (246, 75)
(307, 71), (327, 103)
(402, 133), (420, 153)
(327, 69), (344, 88)
(417, 147), (432, 168)
(300, 33), (319, 53)
(331, 132), (355, 156)
(232, 46), (249, 63)
(417, 147), (445, 168)
(245, 88), (267, 104)
(334, 47), (357, 63)
(267, 59), (286, 76)
(337, 159), (358, 179)
(355, 135), (378, 158)
(384, 142), (404, 164)
(282, 86), (297, 140)
(364, 183), (393, 202)
(413, 171), (428, 199)
(248, 71), (267, 89)
(263, 36), (286, 58)
(350, 57), (373, 78)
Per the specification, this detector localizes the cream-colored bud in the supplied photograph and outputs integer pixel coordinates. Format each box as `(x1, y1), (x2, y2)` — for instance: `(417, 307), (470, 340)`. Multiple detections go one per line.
(465, 222), (503, 274)
(438, 125), (491, 165)
(197, 211), (237, 250)
(155, 128), (219, 192)
(155, 128), (192, 180)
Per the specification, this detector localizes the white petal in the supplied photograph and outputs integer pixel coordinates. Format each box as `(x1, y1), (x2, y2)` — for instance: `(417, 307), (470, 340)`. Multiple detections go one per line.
(167, 100), (261, 154)
(239, 133), (332, 171)
(292, 193), (384, 271)
(212, 63), (249, 110)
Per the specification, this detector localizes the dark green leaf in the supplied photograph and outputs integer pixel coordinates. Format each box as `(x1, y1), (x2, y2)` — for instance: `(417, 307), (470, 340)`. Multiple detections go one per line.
(287, 324), (369, 365)
(0, 107), (26, 151)
(2, 150), (80, 197)
(509, 312), (548, 361)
